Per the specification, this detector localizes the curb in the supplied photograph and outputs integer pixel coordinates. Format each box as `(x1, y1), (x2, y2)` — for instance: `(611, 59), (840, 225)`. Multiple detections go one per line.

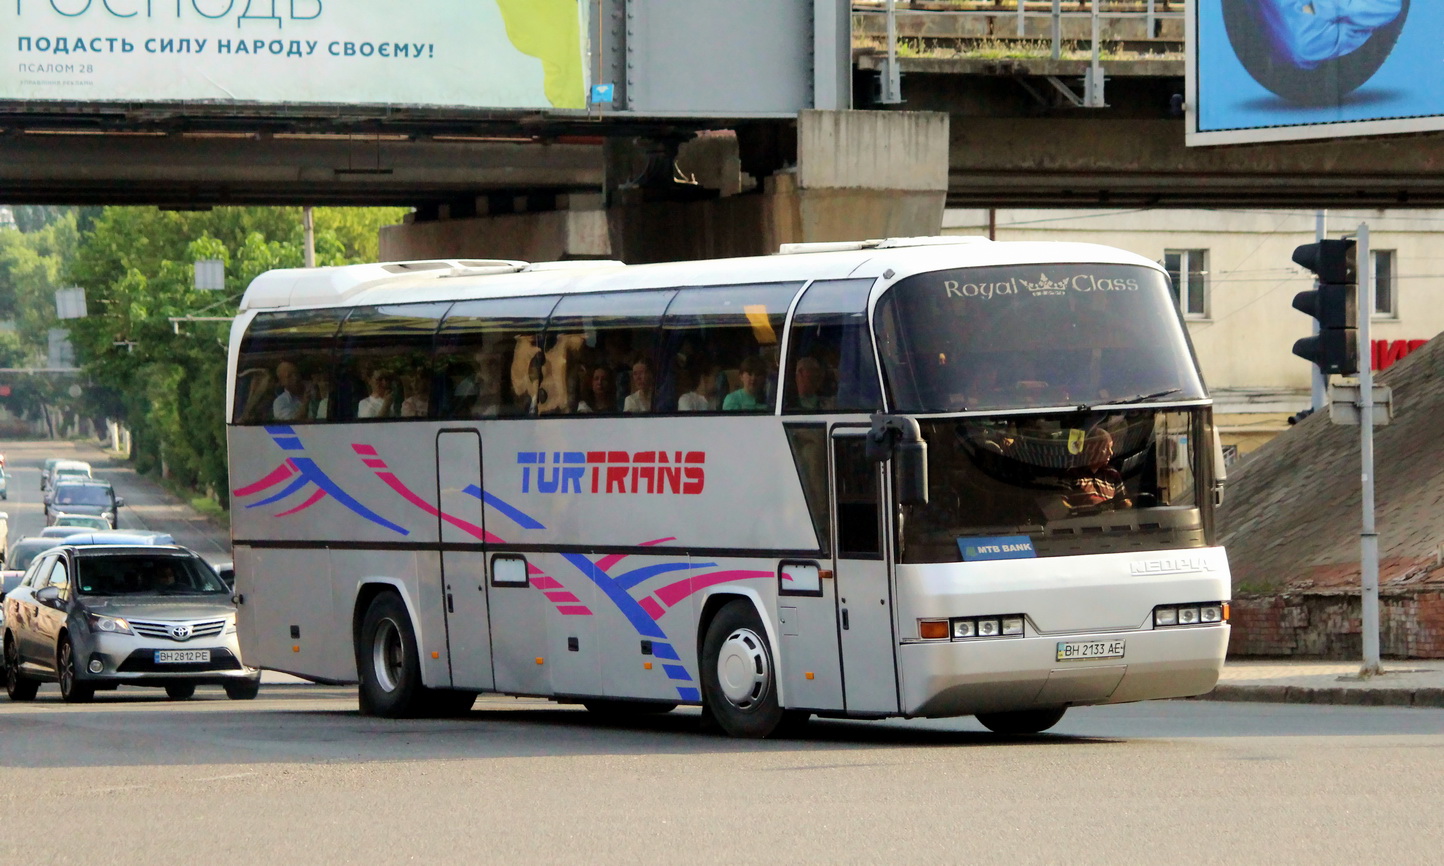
(1195, 684), (1444, 708)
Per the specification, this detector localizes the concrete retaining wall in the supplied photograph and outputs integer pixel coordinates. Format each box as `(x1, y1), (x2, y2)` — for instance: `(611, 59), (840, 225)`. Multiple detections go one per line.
(1230, 589), (1444, 659)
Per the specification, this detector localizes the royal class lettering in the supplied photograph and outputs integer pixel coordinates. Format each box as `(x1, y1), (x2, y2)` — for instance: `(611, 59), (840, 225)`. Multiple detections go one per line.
(518, 450), (706, 496)
(944, 273), (1140, 299)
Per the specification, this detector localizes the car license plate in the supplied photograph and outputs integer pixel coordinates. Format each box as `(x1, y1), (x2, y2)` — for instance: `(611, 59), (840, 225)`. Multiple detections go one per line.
(1056, 640), (1125, 662)
(155, 649), (211, 664)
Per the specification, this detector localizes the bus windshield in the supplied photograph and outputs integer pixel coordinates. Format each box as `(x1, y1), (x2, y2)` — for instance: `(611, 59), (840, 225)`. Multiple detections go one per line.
(874, 264), (1205, 413)
(898, 408), (1210, 563)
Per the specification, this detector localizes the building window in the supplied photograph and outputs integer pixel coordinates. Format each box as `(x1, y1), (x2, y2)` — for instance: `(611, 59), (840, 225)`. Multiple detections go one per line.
(1164, 249), (1209, 318)
(1372, 249), (1397, 319)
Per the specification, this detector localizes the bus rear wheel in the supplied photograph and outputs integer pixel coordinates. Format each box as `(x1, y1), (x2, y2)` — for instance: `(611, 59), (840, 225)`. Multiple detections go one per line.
(700, 600), (801, 738)
(975, 707), (1067, 735)
(357, 592), (428, 718)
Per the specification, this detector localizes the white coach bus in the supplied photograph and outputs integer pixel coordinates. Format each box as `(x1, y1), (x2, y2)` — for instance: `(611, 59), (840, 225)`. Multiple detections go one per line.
(226, 237), (1231, 737)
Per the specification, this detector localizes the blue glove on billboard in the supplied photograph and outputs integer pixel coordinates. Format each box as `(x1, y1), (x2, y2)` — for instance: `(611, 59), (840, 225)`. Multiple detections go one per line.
(1258, 0), (1404, 69)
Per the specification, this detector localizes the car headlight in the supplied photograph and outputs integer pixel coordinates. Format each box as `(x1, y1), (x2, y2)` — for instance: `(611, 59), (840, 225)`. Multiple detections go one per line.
(88, 613), (133, 635)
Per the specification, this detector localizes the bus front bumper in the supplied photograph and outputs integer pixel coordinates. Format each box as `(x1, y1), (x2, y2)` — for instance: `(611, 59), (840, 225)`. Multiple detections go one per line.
(898, 623), (1229, 718)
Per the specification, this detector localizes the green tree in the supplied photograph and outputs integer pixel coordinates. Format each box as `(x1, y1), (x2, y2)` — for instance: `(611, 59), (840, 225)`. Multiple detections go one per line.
(67, 206), (408, 505)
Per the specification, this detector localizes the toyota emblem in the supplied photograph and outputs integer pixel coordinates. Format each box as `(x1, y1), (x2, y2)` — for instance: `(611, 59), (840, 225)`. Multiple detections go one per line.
(169, 624), (192, 641)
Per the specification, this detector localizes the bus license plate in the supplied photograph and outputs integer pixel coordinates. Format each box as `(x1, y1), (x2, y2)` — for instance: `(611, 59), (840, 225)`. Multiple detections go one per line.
(1056, 640), (1125, 662)
(155, 649), (211, 664)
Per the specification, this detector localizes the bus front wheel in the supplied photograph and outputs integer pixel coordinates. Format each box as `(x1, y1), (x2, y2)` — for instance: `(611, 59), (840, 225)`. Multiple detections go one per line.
(700, 600), (801, 738)
(975, 706), (1067, 735)
(357, 592), (428, 718)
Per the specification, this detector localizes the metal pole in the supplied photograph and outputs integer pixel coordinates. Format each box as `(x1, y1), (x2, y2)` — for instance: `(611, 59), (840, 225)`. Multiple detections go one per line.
(1017, 0), (1026, 37)
(1311, 211), (1326, 412)
(1357, 222), (1382, 676)
(1088, 0), (1102, 106)
(1052, 0), (1061, 60)
(881, 0), (902, 104)
(1146, 0), (1156, 38)
(303, 206), (316, 268)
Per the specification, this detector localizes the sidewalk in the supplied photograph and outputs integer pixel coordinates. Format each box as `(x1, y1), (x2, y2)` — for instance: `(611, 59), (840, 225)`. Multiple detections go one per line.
(1205, 659), (1444, 708)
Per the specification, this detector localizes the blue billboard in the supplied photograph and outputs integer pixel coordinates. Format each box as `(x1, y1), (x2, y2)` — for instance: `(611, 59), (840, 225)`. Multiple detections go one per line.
(1189, 0), (1444, 144)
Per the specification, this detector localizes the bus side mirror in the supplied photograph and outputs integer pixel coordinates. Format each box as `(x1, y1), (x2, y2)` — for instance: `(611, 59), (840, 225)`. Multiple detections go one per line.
(868, 413), (930, 506)
(1212, 428), (1228, 507)
(895, 439), (929, 507)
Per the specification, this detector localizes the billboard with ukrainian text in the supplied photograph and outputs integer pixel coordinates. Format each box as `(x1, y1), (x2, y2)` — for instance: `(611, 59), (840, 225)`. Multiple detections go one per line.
(3, 0), (587, 109)
(1188, 0), (1444, 145)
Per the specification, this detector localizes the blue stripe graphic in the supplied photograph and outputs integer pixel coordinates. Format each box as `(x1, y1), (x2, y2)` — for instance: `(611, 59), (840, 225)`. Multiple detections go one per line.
(663, 664), (692, 682)
(650, 642), (681, 661)
(470, 486), (545, 529)
(561, 553), (666, 639)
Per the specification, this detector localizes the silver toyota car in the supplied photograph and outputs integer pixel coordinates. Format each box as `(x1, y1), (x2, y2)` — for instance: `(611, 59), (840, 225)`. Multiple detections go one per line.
(2, 544), (260, 702)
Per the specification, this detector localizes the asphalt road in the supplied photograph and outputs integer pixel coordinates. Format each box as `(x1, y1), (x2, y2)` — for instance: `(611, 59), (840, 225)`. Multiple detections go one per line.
(1, 440), (1441, 863)
(2, 438), (232, 562)
(0, 688), (1441, 863)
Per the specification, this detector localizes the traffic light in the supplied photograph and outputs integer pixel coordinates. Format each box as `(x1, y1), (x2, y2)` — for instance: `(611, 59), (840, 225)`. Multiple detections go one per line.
(1290, 238), (1358, 375)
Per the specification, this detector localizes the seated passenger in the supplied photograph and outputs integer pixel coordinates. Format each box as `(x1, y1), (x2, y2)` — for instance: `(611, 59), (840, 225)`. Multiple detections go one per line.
(357, 369), (395, 419)
(272, 361), (309, 421)
(623, 357), (655, 413)
(789, 356), (834, 411)
(677, 362), (720, 411)
(1059, 428), (1131, 512)
(722, 356), (770, 412)
(577, 366), (616, 414)
(399, 371), (429, 418)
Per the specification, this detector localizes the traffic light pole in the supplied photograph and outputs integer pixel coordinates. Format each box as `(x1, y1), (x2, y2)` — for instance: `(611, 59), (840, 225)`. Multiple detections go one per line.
(1357, 223), (1382, 676)
(1311, 212), (1327, 412)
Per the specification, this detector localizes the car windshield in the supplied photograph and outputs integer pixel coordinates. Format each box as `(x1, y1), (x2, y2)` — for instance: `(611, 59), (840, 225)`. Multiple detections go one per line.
(76, 555), (229, 595)
(8, 540), (61, 571)
(53, 486), (112, 506)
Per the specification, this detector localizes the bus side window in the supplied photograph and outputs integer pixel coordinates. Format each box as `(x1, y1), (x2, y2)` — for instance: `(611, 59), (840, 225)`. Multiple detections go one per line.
(336, 302), (450, 422)
(661, 282), (802, 414)
(233, 308), (346, 425)
(784, 278), (882, 415)
(437, 296), (560, 420)
(545, 289), (675, 415)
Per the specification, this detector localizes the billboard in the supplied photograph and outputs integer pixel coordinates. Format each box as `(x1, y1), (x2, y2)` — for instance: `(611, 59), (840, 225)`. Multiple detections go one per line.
(3, 0), (587, 109)
(1189, 0), (1444, 145)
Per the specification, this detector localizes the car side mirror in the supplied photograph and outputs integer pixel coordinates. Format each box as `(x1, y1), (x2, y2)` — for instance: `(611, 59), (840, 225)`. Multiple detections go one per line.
(114, 497), (126, 508)
(34, 586), (61, 605)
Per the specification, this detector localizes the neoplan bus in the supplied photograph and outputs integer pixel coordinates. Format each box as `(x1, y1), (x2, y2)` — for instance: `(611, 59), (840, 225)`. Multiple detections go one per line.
(226, 237), (1231, 737)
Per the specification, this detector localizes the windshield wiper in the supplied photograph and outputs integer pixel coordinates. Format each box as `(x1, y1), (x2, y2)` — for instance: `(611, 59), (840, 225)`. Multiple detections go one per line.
(1094, 388), (1182, 408)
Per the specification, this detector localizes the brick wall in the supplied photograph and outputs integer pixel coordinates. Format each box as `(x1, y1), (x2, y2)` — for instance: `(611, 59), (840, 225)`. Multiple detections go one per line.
(1229, 588), (1444, 659)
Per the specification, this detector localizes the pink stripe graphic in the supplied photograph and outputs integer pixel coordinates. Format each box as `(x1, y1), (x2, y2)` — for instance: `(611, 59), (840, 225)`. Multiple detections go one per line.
(595, 537), (678, 572)
(639, 596), (667, 620)
(558, 605), (594, 616)
(232, 460), (297, 497)
(362, 458), (387, 468)
(544, 591), (580, 603)
(531, 575), (562, 590)
(654, 570), (773, 608)
(351, 444), (378, 456)
(374, 471), (503, 543)
(274, 488), (327, 516)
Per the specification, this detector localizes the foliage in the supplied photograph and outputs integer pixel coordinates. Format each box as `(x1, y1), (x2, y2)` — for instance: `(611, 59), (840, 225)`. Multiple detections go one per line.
(66, 206), (407, 507)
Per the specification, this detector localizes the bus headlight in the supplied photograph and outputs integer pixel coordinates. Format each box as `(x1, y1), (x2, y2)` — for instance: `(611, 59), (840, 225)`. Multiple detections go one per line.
(1154, 602), (1229, 628)
(949, 614), (1026, 640)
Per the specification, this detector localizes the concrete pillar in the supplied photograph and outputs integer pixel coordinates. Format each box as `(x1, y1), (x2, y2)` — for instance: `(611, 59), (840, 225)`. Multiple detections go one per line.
(376, 110), (949, 265)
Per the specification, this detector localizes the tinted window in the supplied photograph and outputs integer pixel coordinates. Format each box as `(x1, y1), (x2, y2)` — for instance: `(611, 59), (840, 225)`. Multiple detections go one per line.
(336, 303), (450, 422)
(14, 543), (60, 575)
(785, 278), (882, 414)
(76, 555), (230, 595)
(234, 309), (346, 425)
(436, 296), (559, 419)
(874, 265), (1205, 413)
(546, 290), (675, 415)
(53, 485), (114, 507)
(662, 283), (799, 414)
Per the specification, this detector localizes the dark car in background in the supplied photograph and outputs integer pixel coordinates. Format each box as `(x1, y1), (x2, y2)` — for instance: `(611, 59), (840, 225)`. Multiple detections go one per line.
(3, 545), (260, 702)
(45, 480), (124, 528)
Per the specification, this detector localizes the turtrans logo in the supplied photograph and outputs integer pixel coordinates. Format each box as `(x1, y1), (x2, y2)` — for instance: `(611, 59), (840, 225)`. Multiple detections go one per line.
(518, 450), (707, 495)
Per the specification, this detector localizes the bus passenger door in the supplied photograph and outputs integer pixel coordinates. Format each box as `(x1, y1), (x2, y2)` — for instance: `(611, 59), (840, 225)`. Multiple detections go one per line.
(830, 431), (900, 715)
(437, 430), (494, 690)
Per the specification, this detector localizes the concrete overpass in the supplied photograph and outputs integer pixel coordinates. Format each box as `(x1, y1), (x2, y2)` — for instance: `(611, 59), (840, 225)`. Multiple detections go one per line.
(4, 2), (1443, 262)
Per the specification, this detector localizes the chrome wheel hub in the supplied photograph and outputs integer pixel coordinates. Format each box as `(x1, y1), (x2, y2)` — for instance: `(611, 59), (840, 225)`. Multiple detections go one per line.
(716, 627), (769, 710)
(371, 618), (405, 693)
